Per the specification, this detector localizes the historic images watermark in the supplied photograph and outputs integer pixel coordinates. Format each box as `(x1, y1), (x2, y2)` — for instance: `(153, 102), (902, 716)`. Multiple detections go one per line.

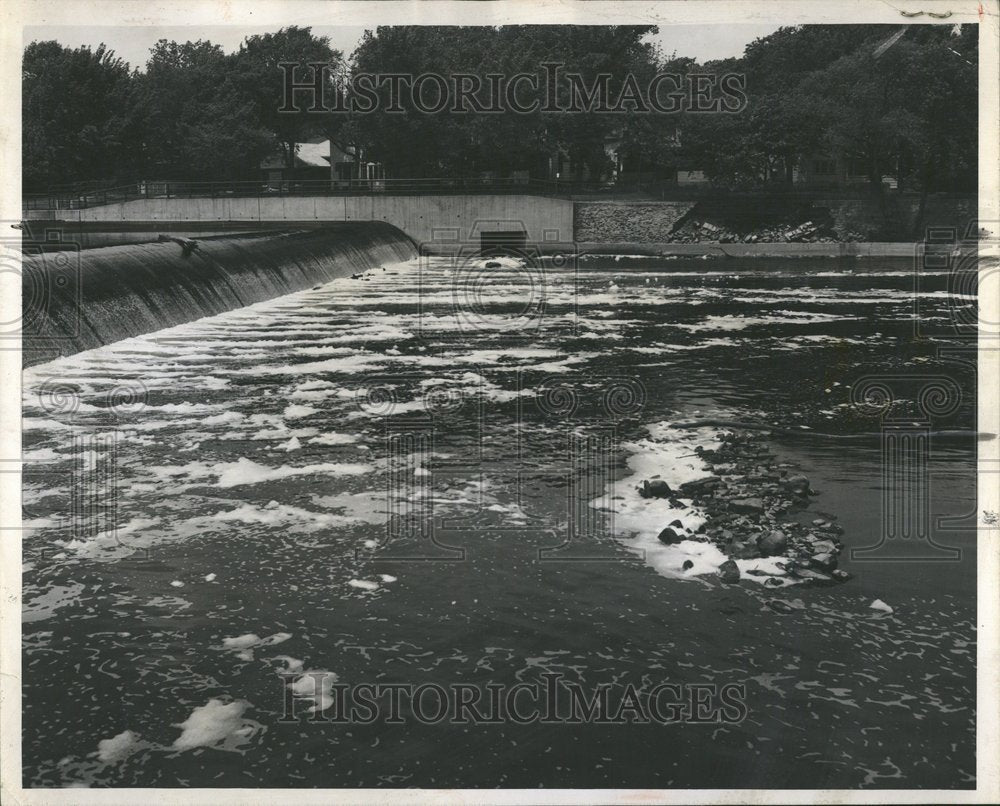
(1, 223), (82, 351)
(280, 673), (749, 726)
(279, 63), (748, 115)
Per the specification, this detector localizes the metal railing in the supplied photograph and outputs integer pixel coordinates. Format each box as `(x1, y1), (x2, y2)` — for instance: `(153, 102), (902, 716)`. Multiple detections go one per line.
(23, 176), (968, 212)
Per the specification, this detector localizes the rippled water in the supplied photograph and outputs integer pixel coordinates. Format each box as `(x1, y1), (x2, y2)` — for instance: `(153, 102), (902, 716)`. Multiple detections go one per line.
(22, 256), (976, 788)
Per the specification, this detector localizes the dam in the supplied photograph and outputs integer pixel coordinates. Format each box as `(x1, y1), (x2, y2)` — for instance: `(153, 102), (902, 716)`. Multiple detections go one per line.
(20, 187), (578, 364)
(21, 182), (970, 365)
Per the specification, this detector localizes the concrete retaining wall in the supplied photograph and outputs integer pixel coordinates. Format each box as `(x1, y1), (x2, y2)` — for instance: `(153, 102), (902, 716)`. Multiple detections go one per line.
(26, 194), (576, 248)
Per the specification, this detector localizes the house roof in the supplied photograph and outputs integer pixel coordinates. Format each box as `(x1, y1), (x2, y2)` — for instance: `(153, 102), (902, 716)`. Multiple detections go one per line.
(296, 140), (332, 167)
(260, 138), (332, 169)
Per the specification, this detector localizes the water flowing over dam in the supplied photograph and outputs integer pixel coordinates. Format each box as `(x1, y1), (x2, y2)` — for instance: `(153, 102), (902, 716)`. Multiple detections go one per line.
(22, 222), (417, 366)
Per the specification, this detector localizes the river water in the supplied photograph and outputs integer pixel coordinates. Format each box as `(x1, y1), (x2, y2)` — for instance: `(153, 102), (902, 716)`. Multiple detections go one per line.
(21, 255), (977, 789)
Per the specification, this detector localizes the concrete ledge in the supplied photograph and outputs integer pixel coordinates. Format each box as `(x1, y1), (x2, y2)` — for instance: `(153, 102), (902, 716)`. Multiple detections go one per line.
(575, 242), (926, 258)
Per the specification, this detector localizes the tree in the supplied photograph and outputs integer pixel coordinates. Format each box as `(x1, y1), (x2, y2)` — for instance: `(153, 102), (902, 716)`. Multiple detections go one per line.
(135, 39), (273, 179)
(22, 41), (140, 189)
(232, 27), (341, 170)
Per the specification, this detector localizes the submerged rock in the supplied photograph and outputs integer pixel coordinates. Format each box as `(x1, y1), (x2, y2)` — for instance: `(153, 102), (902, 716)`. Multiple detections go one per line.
(682, 560), (694, 571)
(759, 529), (787, 557)
(780, 474), (811, 496)
(810, 552), (837, 571)
(792, 567), (832, 582)
(657, 526), (683, 545)
(726, 539), (760, 560)
(641, 479), (672, 499)
(679, 476), (720, 495)
(718, 560), (741, 583)
(729, 497), (764, 514)
(810, 538), (838, 555)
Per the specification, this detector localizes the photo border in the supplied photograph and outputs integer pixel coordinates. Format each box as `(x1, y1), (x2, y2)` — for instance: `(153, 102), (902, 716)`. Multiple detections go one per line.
(1, 1), (997, 804)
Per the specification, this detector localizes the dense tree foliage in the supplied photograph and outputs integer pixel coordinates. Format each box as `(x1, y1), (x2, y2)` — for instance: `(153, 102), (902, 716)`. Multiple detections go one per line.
(23, 41), (140, 188)
(136, 39), (273, 179)
(680, 24), (977, 191)
(22, 24), (977, 193)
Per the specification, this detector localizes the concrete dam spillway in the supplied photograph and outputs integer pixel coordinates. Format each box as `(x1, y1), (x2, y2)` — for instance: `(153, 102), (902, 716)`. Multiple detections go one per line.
(21, 222), (418, 366)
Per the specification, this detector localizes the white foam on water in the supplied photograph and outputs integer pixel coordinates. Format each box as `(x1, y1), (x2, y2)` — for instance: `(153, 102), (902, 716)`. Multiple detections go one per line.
(673, 311), (863, 332)
(348, 579), (380, 591)
(148, 457), (374, 489)
(272, 655), (304, 673)
(312, 492), (389, 525)
(22, 583), (87, 624)
(55, 517), (162, 557)
(201, 411), (246, 427)
(171, 699), (261, 752)
(283, 404), (320, 419)
(211, 500), (374, 531)
(308, 432), (360, 446)
(219, 632), (292, 661)
(287, 670), (338, 713)
(234, 353), (388, 377)
(629, 338), (739, 354)
(96, 730), (146, 764)
(22, 447), (64, 463)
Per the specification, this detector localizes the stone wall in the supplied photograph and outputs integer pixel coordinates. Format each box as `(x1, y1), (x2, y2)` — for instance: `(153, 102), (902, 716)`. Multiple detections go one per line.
(574, 201), (695, 243)
(573, 195), (976, 243)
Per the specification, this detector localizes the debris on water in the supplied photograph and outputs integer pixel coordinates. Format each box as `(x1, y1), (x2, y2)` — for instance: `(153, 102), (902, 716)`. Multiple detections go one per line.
(170, 580), (184, 588)
(348, 579), (379, 591)
(204, 573), (216, 582)
(870, 599), (894, 614)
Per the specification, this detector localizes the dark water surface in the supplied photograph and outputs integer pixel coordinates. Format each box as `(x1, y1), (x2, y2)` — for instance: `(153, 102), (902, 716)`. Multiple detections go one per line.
(22, 256), (977, 788)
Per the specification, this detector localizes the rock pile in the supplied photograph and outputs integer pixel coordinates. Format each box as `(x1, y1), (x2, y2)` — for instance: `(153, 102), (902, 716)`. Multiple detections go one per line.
(665, 218), (843, 244)
(645, 431), (850, 587)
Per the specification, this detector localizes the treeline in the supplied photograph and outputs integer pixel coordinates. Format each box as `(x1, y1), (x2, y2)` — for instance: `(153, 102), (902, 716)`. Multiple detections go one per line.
(22, 24), (977, 192)
(23, 27), (336, 189)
